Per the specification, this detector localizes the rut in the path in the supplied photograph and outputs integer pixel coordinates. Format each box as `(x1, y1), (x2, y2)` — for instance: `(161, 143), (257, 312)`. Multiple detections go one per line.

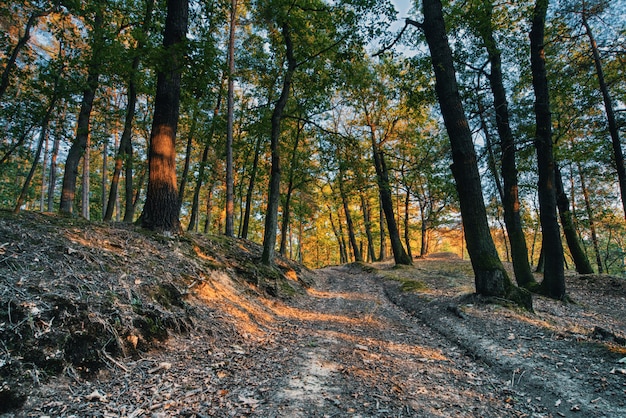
(249, 265), (531, 417)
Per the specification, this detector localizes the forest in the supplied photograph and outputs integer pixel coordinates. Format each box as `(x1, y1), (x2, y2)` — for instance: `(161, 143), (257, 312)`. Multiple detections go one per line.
(1, 0), (625, 301)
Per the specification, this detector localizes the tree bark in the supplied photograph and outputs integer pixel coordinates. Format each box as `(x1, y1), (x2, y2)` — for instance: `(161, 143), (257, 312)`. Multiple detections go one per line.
(577, 161), (603, 273)
(368, 124), (412, 266)
(59, 11), (103, 215)
(225, 0), (238, 237)
(360, 193), (376, 262)
(261, 22), (297, 265)
(530, 0), (566, 300)
(140, 0), (188, 233)
(279, 124), (303, 255)
(404, 191), (413, 260)
(378, 203), (387, 261)
(554, 163), (594, 274)
(581, 9), (626, 219)
(338, 168), (362, 262)
(420, 0), (529, 308)
(475, 2), (537, 289)
(241, 134), (262, 239)
(178, 106), (198, 207)
(14, 93), (57, 213)
(105, 0), (155, 222)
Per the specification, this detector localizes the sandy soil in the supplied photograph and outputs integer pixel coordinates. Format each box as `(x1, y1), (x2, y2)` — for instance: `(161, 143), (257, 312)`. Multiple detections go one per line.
(2, 212), (626, 417)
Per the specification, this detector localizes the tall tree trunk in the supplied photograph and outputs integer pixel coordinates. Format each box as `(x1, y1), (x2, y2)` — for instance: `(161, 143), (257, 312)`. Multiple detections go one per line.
(104, 83), (136, 221)
(241, 135), (263, 239)
(577, 162), (603, 273)
(279, 184), (293, 256)
(82, 135), (90, 219)
(419, 203), (429, 257)
(582, 10), (626, 219)
(338, 170), (362, 262)
(203, 185), (214, 234)
(261, 22), (296, 265)
(104, 0), (154, 222)
(101, 135), (108, 214)
(178, 106), (198, 207)
(14, 94), (57, 213)
(554, 164), (594, 274)
(188, 86), (223, 231)
(328, 207), (347, 264)
(279, 123), (303, 255)
(225, 0), (238, 237)
(404, 190), (413, 260)
(378, 203), (387, 261)
(40, 122), (49, 212)
(59, 11), (103, 215)
(360, 193), (376, 262)
(475, 2), (537, 289)
(530, 0), (566, 300)
(419, 0), (529, 308)
(140, 0), (188, 233)
(368, 125), (412, 266)
(47, 108), (63, 212)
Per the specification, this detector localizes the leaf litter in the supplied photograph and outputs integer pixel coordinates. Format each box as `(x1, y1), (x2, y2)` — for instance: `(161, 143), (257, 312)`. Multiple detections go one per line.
(1, 212), (625, 417)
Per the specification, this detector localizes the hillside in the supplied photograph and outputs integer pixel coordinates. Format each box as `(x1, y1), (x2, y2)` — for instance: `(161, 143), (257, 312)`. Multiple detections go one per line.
(1, 211), (626, 417)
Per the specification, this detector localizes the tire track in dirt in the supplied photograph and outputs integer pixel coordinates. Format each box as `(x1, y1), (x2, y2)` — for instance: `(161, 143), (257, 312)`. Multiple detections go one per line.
(254, 264), (542, 417)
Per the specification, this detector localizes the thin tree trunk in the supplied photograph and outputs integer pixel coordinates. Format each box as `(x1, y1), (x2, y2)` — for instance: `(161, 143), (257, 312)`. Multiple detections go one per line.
(582, 10), (626, 219)
(530, 0), (566, 299)
(475, 2), (537, 289)
(102, 135), (108, 214)
(47, 110), (63, 212)
(360, 193), (376, 262)
(368, 123), (411, 266)
(554, 163), (594, 273)
(279, 124), (303, 255)
(60, 10), (103, 214)
(418, 0), (529, 308)
(82, 135), (90, 219)
(404, 190), (413, 260)
(419, 203), (429, 257)
(577, 162), (603, 273)
(106, 0), (155, 223)
(40, 121), (49, 212)
(378, 203), (387, 261)
(178, 106), (198, 207)
(14, 99), (56, 213)
(338, 170), (362, 262)
(204, 185), (214, 234)
(241, 135), (263, 239)
(141, 0), (188, 233)
(225, 0), (238, 237)
(188, 85), (223, 231)
(328, 208), (347, 264)
(261, 22), (297, 265)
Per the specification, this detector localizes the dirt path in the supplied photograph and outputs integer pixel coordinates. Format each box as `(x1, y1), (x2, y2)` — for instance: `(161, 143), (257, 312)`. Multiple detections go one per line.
(11, 263), (626, 417)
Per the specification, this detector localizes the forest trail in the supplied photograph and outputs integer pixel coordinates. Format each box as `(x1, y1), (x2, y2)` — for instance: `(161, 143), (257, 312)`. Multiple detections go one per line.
(2, 211), (625, 418)
(15, 262), (624, 417)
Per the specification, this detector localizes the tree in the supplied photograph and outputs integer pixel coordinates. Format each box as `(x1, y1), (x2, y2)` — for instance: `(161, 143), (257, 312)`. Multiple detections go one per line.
(261, 21), (296, 265)
(59, 7), (104, 214)
(416, 0), (531, 308)
(579, 0), (626, 219)
(104, 0), (155, 222)
(530, 0), (566, 300)
(225, 0), (238, 237)
(554, 162), (594, 274)
(470, 0), (537, 289)
(140, 0), (189, 232)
